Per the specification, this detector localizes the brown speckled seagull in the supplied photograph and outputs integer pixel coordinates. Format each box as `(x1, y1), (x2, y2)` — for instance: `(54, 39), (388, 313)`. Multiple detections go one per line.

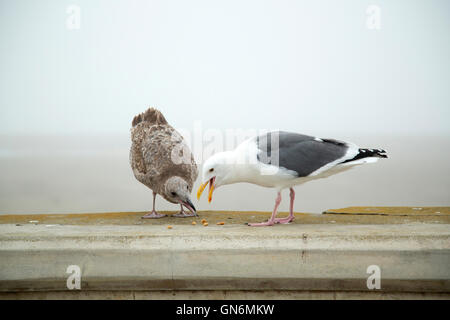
(130, 107), (198, 218)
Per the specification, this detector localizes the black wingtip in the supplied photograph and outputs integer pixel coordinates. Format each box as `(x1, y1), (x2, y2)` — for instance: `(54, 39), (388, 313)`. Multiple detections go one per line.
(341, 148), (388, 164)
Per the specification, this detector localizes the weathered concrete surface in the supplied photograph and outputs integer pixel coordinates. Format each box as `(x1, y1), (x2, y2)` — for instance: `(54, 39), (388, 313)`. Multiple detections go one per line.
(0, 290), (449, 300)
(1, 206), (449, 226)
(324, 206), (449, 216)
(0, 207), (449, 299)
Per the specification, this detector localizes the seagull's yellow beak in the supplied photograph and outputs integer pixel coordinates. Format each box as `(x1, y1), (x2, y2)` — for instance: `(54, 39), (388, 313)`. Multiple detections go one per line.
(208, 184), (215, 203)
(197, 181), (208, 200)
(197, 177), (215, 203)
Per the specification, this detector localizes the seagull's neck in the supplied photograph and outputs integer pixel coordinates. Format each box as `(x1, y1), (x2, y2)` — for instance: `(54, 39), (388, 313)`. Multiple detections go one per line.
(219, 140), (258, 185)
(218, 151), (241, 183)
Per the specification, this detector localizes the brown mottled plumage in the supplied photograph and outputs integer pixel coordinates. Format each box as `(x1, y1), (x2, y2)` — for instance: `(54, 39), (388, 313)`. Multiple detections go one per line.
(130, 108), (198, 218)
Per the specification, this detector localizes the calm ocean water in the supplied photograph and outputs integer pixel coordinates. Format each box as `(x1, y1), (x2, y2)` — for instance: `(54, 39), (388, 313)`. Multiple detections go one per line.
(0, 134), (449, 215)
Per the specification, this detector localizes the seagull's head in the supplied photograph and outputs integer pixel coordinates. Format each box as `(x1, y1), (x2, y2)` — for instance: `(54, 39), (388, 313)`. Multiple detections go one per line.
(163, 176), (196, 215)
(197, 151), (236, 203)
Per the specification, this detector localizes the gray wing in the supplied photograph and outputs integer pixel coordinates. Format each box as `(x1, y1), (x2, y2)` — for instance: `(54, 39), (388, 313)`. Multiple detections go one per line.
(160, 129), (198, 188)
(131, 124), (198, 189)
(256, 131), (350, 177)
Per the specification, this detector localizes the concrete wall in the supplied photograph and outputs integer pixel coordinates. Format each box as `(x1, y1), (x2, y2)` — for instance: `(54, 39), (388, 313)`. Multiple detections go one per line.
(1, 209), (449, 299)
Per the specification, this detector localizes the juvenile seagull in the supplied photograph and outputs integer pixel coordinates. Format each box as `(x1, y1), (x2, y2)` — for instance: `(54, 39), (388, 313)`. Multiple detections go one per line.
(130, 107), (198, 218)
(197, 131), (387, 226)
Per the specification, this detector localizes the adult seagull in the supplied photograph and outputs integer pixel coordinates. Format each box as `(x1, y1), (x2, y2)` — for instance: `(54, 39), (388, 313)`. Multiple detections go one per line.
(197, 131), (387, 226)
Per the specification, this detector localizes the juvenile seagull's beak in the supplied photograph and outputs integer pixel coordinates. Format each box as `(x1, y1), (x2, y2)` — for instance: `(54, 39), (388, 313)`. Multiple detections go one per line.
(197, 177), (216, 203)
(181, 199), (197, 216)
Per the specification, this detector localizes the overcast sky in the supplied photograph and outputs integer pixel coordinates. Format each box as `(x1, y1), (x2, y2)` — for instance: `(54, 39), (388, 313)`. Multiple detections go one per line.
(0, 0), (449, 214)
(0, 0), (449, 137)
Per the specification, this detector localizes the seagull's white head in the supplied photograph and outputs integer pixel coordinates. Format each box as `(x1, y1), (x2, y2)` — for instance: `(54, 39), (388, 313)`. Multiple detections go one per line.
(197, 151), (237, 203)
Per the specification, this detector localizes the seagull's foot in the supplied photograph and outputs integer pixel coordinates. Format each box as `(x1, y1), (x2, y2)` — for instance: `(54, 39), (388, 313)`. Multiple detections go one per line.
(141, 211), (167, 219)
(173, 211), (197, 218)
(274, 216), (295, 224)
(247, 220), (275, 227)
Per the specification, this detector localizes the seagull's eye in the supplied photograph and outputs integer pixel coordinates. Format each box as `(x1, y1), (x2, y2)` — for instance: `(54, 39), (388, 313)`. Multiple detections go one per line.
(209, 168), (214, 172)
(171, 192), (176, 196)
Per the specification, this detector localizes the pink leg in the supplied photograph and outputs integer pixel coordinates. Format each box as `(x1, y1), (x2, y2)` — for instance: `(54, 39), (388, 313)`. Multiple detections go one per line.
(248, 192), (282, 227)
(274, 188), (295, 224)
(142, 192), (167, 219)
(173, 204), (197, 217)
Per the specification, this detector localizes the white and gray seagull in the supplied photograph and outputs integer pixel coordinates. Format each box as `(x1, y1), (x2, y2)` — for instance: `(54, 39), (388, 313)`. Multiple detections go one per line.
(197, 131), (387, 226)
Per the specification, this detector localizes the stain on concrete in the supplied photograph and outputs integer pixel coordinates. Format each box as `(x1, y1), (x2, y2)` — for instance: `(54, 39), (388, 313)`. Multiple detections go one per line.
(0, 207), (448, 226)
(323, 207), (450, 216)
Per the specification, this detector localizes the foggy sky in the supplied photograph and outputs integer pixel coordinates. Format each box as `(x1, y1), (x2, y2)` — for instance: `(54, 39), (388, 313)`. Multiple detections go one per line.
(1, 0), (449, 137)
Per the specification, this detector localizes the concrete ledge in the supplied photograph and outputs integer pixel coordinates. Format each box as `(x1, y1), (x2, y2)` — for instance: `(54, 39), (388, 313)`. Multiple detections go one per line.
(1, 290), (449, 300)
(1, 208), (449, 298)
